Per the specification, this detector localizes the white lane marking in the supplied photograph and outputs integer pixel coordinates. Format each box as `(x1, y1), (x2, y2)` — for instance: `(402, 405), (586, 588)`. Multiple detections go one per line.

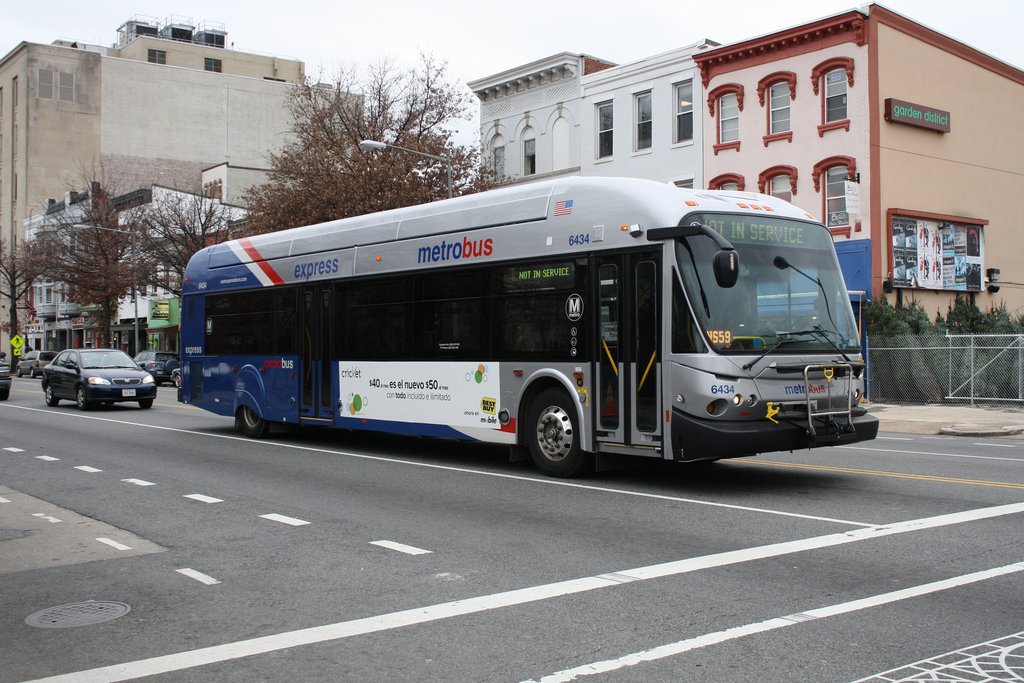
(29, 502), (1024, 683)
(874, 436), (912, 441)
(840, 444), (1024, 463)
(36, 455), (59, 461)
(972, 442), (1018, 448)
(525, 561), (1024, 682)
(122, 478), (156, 486)
(0, 405), (876, 528)
(176, 569), (221, 586)
(96, 538), (132, 551)
(75, 466), (102, 473)
(259, 513), (310, 527)
(184, 494), (223, 504)
(370, 540), (433, 555)
(32, 513), (62, 523)
(3, 446), (25, 452)
(0, 496), (10, 503)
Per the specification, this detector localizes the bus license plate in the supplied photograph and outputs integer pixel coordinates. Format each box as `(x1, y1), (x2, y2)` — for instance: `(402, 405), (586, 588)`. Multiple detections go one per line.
(122, 389), (136, 397)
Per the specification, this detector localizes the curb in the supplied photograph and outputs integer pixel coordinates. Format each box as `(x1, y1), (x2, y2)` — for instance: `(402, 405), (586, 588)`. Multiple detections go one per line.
(938, 424), (1024, 437)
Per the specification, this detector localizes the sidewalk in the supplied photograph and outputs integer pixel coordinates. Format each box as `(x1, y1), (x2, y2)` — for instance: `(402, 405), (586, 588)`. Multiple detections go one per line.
(865, 401), (1024, 438)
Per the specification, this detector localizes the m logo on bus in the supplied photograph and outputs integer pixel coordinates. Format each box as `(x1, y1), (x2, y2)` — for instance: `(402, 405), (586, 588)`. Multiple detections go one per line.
(565, 294), (584, 321)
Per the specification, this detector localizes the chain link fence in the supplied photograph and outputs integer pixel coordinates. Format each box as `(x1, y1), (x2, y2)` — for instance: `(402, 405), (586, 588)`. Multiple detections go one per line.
(866, 333), (1024, 405)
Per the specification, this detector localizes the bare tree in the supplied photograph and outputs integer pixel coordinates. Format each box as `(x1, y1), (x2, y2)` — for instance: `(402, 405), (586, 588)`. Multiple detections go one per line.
(131, 187), (247, 298)
(32, 184), (136, 348)
(0, 237), (45, 357)
(244, 53), (494, 233)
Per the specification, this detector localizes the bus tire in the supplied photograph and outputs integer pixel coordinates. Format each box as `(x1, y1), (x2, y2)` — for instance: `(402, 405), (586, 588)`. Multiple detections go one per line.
(236, 405), (269, 438)
(526, 388), (592, 477)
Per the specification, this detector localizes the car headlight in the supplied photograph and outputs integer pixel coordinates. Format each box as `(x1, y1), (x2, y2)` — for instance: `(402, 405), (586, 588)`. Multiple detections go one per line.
(87, 377), (111, 385)
(143, 374), (154, 384)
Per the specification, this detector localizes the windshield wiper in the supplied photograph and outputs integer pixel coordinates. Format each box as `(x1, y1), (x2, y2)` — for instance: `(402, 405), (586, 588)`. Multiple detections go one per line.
(741, 332), (813, 370)
(804, 324), (854, 362)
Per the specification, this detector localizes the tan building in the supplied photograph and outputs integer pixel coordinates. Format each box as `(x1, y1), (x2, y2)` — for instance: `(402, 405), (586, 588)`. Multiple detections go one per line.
(0, 17), (303, 349)
(695, 4), (1024, 320)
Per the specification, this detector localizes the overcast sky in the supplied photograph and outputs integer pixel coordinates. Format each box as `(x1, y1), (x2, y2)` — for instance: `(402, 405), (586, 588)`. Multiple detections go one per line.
(3, 0), (1021, 140)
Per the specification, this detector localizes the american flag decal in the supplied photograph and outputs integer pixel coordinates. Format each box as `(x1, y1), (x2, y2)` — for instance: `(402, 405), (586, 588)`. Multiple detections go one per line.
(553, 199), (573, 216)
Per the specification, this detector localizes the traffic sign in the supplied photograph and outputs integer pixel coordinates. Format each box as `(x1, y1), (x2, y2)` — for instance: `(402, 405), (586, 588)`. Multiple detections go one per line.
(10, 334), (24, 348)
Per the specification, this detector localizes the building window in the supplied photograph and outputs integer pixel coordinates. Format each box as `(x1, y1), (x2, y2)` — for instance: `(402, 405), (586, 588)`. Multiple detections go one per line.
(758, 165), (798, 201)
(148, 49), (166, 64)
(708, 173), (745, 192)
(812, 57), (854, 135)
(719, 93), (739, 144)
(38, 69), (52, 99)
(58, 72), (73, 102)
(824, 167), (849, 228)
(634, 91), (652, 151)
(769, 175), (792, 202)
(769, 82), (791, 134)
(596, 102), (613, 159)
(824, 70), (847, 123)
(708, 83), (743, 154)
(490, 134), (506, 178)
(39, 70), (74, 102)
(204, 58), (222, 73)
(674, 80), (693, 144)
(522, 127), (536, 176)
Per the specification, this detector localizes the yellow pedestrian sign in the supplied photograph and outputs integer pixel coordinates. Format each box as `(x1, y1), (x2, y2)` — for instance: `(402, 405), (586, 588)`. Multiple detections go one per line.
(10, 334), (25, 357)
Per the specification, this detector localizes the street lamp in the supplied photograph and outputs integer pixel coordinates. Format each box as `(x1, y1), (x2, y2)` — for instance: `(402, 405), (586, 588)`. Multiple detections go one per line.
(72, 224), (139, 355)
(359, 139), (453, 198)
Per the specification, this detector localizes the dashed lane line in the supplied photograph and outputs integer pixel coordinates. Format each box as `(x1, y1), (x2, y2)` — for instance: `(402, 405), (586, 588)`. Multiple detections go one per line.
(25, 501), (1024, 683)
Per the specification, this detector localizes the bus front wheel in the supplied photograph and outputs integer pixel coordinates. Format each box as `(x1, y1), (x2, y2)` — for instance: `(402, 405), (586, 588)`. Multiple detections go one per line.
(526, 388), (592, 477)
(236, 405), (269, 438)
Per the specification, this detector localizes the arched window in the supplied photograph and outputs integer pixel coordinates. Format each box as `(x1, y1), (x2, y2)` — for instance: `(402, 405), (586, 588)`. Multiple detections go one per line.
(757, 71), (796, 146)
(551, 117), (569, 170)
(813, 155), (857, 231)
(757, 165), (798, 201)
(707, 83), (743, 154)
(708, 173), (745, 192)
(811, 57), (854, 135)
(522, 126), (536, 176)
(490, 134), (506, 178)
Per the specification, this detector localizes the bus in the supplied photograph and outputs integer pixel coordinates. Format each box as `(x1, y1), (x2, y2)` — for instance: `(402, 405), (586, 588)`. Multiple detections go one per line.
(179, 176), (878, 477)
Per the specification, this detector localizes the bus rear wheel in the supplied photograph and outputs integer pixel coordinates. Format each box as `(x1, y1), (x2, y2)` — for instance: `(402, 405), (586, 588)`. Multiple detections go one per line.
(526, 388), (592, 477)
(236, 405), (269, 438)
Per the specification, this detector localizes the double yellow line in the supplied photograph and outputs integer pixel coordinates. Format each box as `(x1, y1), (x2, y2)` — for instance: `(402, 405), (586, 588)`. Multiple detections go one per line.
(753, 459), (1024, 490)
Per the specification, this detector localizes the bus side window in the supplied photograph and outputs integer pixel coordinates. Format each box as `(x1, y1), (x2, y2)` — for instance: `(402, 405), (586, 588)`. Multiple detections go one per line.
(672, 275), (706, 354)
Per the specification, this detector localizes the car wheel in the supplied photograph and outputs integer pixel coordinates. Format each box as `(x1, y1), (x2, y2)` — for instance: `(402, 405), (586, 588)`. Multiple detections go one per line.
(0, 387), (9, 401)
(44, 383), (60, 407)
(16, 368), (23, 378)
(76, 385), (93, 411)
(31, 369), (40, 378)
(138, 399), (154, 409)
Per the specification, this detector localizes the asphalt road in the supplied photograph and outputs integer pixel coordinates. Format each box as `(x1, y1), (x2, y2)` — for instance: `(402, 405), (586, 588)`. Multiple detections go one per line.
(1, 374), (1022, 682)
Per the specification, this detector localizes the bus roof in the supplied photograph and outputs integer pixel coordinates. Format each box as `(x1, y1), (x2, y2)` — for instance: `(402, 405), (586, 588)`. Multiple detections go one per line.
(184, 176), (817, 293)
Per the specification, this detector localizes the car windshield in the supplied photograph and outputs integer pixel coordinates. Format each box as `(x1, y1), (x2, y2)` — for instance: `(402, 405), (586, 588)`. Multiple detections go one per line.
(80, 351), (139, 369)
(676, 213), (860, 353)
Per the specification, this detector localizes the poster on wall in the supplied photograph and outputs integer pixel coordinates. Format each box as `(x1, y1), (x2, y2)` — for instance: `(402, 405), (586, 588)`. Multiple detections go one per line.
(890, 216), (983, 291)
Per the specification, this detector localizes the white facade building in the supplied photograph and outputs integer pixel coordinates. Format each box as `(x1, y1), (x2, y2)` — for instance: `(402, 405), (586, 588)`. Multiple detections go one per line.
(469, 41), (717, 187)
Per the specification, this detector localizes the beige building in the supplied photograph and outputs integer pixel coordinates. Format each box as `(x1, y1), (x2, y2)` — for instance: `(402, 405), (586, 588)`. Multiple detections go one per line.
(695, 4), (1024, 319)
(0, 16), (304, 348)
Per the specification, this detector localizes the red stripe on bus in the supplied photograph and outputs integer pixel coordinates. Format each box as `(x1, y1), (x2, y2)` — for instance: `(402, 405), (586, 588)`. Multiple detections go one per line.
(238, 238), (285, 286)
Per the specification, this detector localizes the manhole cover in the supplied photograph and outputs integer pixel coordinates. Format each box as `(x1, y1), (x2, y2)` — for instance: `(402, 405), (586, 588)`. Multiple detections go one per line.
(25, 601), (131, 628)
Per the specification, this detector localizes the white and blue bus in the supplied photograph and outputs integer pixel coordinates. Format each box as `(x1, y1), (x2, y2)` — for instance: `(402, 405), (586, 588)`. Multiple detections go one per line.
(179, 177), (877, 476)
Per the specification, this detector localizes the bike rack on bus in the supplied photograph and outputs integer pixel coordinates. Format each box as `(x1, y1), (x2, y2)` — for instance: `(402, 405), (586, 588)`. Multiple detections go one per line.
(802, 363), (854, 436)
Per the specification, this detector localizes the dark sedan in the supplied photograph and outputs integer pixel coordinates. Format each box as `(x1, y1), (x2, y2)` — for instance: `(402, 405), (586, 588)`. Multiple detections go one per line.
(42, 348), (157, 410)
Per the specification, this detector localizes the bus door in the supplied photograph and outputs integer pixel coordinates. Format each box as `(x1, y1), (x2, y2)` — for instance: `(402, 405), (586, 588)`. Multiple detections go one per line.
(594, 252), (662, 448)
(299, 284), (334, 424)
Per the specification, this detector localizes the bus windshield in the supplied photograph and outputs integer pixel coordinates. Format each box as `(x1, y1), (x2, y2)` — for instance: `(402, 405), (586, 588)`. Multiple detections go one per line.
(676, 213), (860, 354)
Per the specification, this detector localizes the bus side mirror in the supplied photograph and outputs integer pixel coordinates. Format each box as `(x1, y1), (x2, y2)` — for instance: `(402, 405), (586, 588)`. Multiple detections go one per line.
(713, 250), (739, 288)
